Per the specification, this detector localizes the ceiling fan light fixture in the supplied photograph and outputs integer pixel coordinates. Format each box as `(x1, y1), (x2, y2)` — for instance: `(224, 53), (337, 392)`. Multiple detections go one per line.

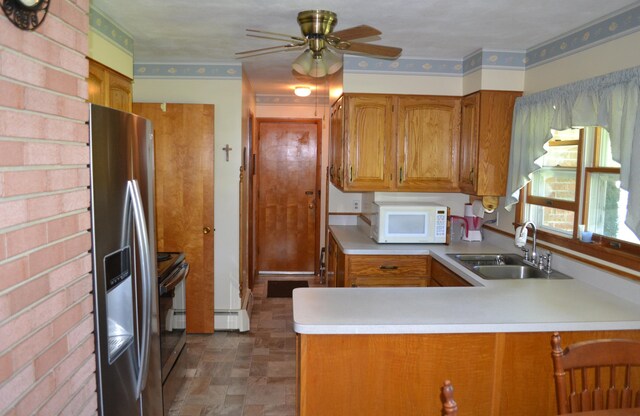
(292, 50), (313, 75)
(294, 86), (312, 97)
(308, 57), (328, 78)
(322, 49), (343, 75)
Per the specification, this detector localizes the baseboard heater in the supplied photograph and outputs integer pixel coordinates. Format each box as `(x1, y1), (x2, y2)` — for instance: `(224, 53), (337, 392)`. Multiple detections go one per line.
(214, 289), (253, 332)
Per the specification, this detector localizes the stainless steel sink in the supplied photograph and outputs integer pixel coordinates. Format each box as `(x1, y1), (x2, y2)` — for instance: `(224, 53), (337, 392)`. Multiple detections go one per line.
(447, 253), (572, 280)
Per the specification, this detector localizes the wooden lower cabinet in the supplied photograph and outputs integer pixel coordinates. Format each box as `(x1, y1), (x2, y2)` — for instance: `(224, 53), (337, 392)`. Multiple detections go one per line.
(296, 330), (640, 416)
(430, 258), (471, 287)
(346, 255), (431, 287)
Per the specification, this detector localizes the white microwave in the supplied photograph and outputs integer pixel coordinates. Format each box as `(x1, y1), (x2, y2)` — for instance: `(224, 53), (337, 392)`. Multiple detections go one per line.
(370, 202), (448, 244)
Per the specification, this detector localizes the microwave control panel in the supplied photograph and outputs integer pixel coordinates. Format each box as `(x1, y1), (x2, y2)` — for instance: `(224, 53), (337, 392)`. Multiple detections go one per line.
(435, 210), (447, 238)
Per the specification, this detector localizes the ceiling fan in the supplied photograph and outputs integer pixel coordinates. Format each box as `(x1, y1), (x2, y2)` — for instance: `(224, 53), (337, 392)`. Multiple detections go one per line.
(236, 10), (402, 78)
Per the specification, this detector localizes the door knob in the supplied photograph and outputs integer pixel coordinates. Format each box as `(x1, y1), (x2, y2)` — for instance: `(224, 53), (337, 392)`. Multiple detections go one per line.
(203, 226), (212, 234)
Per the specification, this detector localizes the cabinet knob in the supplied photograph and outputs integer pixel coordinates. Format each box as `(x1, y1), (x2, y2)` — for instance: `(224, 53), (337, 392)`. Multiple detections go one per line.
(203, 226), (212, 234)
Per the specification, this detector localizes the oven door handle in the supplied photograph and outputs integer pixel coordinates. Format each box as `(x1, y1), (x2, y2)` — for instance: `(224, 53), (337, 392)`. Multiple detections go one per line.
(160, 262), (189, 294)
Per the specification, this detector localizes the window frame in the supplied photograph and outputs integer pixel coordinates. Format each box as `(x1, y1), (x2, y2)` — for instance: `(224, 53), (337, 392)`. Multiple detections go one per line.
(515, 127), (640, 276)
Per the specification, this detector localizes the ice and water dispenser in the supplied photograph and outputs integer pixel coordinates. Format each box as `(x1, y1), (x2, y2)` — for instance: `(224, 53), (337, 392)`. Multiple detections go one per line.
(104, 247), (134, 364)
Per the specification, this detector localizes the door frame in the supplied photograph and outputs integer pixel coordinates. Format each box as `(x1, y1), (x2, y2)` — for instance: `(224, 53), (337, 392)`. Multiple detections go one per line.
(254, 117), (322, 276)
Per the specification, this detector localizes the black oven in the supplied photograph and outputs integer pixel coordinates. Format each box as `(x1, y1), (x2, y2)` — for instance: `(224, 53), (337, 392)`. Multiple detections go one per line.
(156, 252), (188, 414)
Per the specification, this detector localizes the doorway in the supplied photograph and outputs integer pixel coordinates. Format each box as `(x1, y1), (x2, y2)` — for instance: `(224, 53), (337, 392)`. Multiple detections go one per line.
(255, 118), (322, 275)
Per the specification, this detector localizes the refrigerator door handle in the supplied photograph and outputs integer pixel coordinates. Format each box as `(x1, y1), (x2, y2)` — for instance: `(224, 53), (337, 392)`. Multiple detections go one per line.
(128, 179), (152, 398)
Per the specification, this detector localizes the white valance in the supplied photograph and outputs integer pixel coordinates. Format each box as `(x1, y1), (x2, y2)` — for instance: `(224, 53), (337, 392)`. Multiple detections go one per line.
(505, 66), (640, 238)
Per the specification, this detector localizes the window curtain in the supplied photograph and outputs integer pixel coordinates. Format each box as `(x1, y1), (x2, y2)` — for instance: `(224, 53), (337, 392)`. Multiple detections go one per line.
(504, 66), (640, 237)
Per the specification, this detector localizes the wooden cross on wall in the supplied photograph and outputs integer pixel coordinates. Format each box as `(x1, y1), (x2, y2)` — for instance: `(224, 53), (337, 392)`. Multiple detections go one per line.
(223, 144), (232, 162)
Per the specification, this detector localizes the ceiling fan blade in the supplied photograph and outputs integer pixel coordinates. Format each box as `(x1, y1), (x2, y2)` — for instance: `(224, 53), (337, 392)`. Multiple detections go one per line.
(329, 25), (381, 41)
(246, 28), (305, 42)
(247, 33), (308, 46)
(339, 42), (402, 59)
(235, 43), (303, 56)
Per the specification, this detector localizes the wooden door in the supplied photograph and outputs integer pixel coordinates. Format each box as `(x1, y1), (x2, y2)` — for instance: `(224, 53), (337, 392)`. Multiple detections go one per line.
(133, 103), (215, 333)
(459, 93), (480, 194)
(257, 119), (321, 274)
(344, 95), (394, 191)
(395, 95), (461, 191)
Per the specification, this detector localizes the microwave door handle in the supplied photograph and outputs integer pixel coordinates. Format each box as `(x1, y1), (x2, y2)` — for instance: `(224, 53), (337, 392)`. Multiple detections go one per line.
(128, 180), (152, 398)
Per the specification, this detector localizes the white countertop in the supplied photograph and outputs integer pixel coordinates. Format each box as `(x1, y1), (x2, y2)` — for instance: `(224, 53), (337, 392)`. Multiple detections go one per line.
(292, 225), (640, 335)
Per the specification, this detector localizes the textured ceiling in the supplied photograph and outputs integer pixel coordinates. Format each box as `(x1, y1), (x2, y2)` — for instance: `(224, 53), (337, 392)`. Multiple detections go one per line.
(91, 0), (639, 95)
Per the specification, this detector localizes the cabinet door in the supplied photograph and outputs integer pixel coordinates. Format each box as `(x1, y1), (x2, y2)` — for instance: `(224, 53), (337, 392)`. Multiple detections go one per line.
(108, 71), (133, 113)
(326, 233), (338, 287)
(344, 95), (394, 191)
(431, 259), (471, 287)
(459, 93), (480, 194)
(329, 97), (344, 189)
(396, 96), (461, 191)
(88, 62), (107, 107)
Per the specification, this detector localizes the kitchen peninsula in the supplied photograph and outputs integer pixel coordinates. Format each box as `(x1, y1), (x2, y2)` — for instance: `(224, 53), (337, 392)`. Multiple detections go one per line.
(293, 225), (640, 416)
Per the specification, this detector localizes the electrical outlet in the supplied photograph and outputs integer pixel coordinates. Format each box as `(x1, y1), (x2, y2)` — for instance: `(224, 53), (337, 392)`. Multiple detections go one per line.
(353, 200), (359, 211)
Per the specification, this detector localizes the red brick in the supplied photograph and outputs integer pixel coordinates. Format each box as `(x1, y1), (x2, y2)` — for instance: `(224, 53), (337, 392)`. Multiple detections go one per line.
(0, 199), (29, 229)
(0, 363), (35, 410)
(48, 254), (91, 292)
(6, 223), (47, 257)
(0, 291), (66, 351)
(29, 242), (65, 276)
(34, 337), (68, 379)
(46, 168), (83, 192)
(0, 16), (24, 51)
(2, 170), (48, 197)
(47, 213), (81, 241)
(44, 67), (79, 96)
(0, 233), (6, 261)
(0, 50), (46, 87)
(14, 373), (55, 415)
(24, 87), (59, 115)
(0, 109), (46, 140)
(26, 193), (62, 221)
(0, 141), (25, 167)
(49, 1), (89, 34)
(60, 144), (89, 165)
(0, 353), (12, 384)
(23, 142), (61, 165)
(78, 210), (91, 231)
(61, 189), (90, 212)
(0, 256), (29, 292)
(63, 233), (91, 258)
(10, 325), (54, 372)
(40, 16), (78, 51)
(51, 295), (93, 339)
(0, 79), (25, 108)
(58, 96), (89, 121)
(56, 334), (94, 384)
(60, 374), (97, 416)
(64, 273), (92, 306)
(0, 295), (9, 322)
(58, 48), (88, 78)
(9, 274), (51, 315)
(65, 315), (94, 351)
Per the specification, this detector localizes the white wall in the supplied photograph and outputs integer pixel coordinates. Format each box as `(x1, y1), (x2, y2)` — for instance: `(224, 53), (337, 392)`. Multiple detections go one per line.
(133, 78), (243, 311)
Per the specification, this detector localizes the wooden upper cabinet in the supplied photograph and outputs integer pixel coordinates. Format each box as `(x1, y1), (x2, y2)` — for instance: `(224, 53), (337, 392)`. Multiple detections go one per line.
(344, 94), (394, 191)
(329, 96), (344, 188)
(87, 59), (133, 113)
(396, 96), (461, 191)
(459, 90), (521, 196)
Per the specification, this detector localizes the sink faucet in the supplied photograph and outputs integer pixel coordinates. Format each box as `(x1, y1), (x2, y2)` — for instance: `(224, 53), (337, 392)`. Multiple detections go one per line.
(519, 221), (538, 266)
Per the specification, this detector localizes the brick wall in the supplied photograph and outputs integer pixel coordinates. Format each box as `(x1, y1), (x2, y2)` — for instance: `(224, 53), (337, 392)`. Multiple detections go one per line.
(0, 1), (96, 415)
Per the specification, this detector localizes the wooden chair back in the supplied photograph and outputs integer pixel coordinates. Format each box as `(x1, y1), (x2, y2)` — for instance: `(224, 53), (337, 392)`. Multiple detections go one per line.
(441, 380), (458, 416)
(551, 332), (640, 414)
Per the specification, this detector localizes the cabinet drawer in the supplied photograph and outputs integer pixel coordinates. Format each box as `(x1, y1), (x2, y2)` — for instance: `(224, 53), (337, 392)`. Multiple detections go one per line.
(348, 255), (430, 277)
(350, 276), (429, 287)
(431, 259), (471, 287)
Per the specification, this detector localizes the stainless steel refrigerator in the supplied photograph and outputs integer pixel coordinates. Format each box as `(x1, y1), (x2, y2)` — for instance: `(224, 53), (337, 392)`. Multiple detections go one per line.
(89, 104), (163, 415)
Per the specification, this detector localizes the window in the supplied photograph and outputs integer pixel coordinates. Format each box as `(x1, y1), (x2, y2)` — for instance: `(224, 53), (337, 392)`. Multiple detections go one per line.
(522, 127), (639, 252)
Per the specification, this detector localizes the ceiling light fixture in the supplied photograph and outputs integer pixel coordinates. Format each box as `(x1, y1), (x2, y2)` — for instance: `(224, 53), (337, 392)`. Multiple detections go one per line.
(294, 86), (312, 97)
(292, 48), (343, 78)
